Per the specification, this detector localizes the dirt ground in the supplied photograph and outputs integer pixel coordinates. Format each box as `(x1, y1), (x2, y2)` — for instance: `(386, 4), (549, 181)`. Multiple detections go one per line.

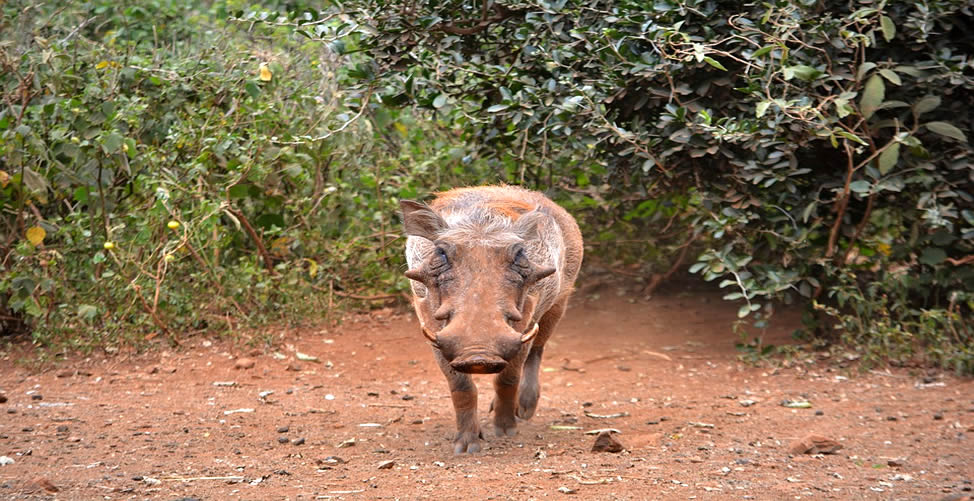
(1, 285), (972, 500)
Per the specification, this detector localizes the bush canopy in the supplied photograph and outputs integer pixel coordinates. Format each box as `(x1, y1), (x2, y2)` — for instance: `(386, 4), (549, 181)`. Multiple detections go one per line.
(2, 0), (972, 372)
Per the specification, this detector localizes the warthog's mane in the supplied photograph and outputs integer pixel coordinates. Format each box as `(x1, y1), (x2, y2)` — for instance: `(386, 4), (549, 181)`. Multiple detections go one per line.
(438, 208), (528, 247)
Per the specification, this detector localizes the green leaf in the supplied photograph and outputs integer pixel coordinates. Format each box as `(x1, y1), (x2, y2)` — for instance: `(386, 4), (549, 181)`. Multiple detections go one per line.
(78, 304), (98, 321)
(834, 97), (854, 118)
(432, 94), (448, 109)
(124, 137), (137, 159)
(783, 64), (822, 82)
(913, 96), (940, 116)
(228, 184), (252, 199)
(893, 65), (924, 77)
(703, 56), (727, 71)
(668, 128), (691, 143)
(750, 45), (774, 58)
(73, 186), (89, 203)
(919, 247), (946, 266)
(737, 304), (752, 318)
(860, 74), (885, 119)
(856, 62), (876, 80)
(878, 69), (901, 86)
(877, 142), (899, 175)
(756, 100), (771, 118)
(22, 166), (50, 199)
(486, 104), (509, 113)
(879, 15), (895, 42)
(925, 121), (968, 143)
(835, 129), (868, 145)
(101, 132), (123, 154)
(245, 81), (260, 98)
(849, 180), (872, 194)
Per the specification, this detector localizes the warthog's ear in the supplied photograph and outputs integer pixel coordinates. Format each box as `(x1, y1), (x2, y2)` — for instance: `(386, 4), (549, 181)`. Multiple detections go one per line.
(512, 210), (547, 240)
(400, 200), (446, 241)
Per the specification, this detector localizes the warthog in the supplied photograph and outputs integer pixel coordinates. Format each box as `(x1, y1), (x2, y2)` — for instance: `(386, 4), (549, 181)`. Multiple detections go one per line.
(401, 186), (583, 453)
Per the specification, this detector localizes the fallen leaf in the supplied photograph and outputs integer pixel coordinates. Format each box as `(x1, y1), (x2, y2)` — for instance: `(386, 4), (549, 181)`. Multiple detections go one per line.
(642, 350), (672, 361)
(584, 411), (629, 419)
(296, 352), (319, 362)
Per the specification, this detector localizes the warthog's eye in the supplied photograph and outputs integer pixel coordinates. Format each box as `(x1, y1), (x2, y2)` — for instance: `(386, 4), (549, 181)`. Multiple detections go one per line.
(431, 246), (450, 271)
(430, 246), (454, 286)
(512, 247), (530, 276)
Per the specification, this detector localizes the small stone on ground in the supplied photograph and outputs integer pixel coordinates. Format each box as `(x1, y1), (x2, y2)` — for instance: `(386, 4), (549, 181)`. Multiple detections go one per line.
(789, 433), (843, 455)
(234, 357), (256, 370)
(592, 430), (624, 453)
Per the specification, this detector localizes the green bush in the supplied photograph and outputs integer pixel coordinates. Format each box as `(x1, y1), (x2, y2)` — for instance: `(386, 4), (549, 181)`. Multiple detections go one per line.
(3, 0), (972, 373)
(267, 0), (973, 372)
(0, 1), (487, 352)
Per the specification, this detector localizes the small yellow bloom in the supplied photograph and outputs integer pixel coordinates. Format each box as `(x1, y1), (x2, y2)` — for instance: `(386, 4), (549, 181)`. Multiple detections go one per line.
(876, 242), (891, 256)
(167, 220), (180, 230)
(259, 62), (272, 82)
(103, 241), (115, 250)
(26, 226), (46, 246)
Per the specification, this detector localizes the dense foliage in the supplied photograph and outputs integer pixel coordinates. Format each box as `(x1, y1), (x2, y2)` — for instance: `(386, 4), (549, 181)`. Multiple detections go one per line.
(0, 0), (487, 352)
(2, 0), (972, 373)
(258, 0), (973, 371)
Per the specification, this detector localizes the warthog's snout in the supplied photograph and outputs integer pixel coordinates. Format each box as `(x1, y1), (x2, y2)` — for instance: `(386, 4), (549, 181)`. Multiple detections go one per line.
(421, 323), (539, 345)
(449, 354), (508, 374)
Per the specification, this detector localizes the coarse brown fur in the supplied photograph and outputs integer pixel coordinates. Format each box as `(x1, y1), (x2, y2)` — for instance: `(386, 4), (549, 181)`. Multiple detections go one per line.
(400, 185), (583, 454)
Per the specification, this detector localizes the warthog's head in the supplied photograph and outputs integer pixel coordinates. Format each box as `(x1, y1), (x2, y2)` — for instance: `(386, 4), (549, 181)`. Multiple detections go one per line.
(401, 200), (556, 374)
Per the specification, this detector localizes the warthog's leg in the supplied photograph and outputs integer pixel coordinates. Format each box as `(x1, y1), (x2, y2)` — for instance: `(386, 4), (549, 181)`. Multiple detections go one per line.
(517, 294), (568, 420)
(432, 347), (482, 454)
(491, 345), (530, 437)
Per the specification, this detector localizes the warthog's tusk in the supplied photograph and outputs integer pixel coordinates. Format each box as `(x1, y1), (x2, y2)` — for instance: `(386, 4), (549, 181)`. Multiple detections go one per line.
(520, 322), (539, 343)
(420, 325), (437, 343)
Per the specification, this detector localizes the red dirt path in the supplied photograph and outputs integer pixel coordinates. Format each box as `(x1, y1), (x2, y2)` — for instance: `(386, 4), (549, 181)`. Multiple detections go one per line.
(1, 288), (972, 500)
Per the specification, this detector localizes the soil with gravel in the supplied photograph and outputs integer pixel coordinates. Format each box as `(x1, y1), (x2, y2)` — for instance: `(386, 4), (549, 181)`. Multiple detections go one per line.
(1, 286), (972, 500)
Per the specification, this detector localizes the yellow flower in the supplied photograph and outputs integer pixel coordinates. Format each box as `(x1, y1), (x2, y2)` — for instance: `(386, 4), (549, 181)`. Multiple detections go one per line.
(167, 220), (180, 230)
(259, 62), (272, 82)
(103, 241), (115, 250)
(876, 242), (891, 256)
(26, 226), (46, 246)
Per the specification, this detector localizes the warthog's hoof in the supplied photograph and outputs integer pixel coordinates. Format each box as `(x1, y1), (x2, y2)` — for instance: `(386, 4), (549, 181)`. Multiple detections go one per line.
(453, 430), (484, 454)
(517, 383), (540, 420)
(494, 422), (518, 438)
